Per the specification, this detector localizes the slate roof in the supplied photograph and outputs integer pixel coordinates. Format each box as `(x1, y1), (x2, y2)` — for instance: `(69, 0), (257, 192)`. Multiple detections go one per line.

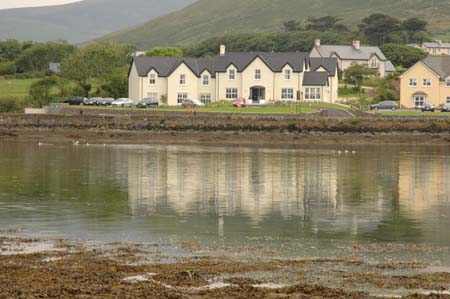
(423, 42), (450, 49)
(421, 56), (450, 78)
(303, 72), (329, 86)
(132, 52), (336, 78)
(133, 56), (214, 77)
(214, 52), (308, 72)
(385, 61), (396, 72)
(314, 45), (387, 61)
(309, 57), (337, 76)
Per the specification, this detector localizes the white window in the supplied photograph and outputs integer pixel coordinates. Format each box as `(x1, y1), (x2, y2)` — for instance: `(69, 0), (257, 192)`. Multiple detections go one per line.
(409, 78), (417, 87)
(180, 74), (186, 85)
(446, 96), (450, 103)
(423, 78), (431, 86)
(200, 93), (211, 104)
(284, 69), (291, 80)
(202, 74), (209, 85)
(147, 92), (158, 100)
(229, 69), (236, 80)
(304, 87), (321, 100)
(177, 92), (188, 104)
(371, 59), (379, 69)
(281, 88), (294, 100)
(255, 69), (261, 80)
(226, 88), (238, 99)
(149, 73), (156, 85)
(413, 95), (425, 107)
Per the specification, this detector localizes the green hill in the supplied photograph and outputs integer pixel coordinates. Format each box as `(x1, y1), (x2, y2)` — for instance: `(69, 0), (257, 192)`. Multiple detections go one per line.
(99, 0), (450, 49)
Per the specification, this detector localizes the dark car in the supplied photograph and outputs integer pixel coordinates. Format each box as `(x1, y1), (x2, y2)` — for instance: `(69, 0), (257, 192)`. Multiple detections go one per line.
(370, 101), (399, 111)
(64, 96), (88, 106)
(441, 103), (450, 112)
(181, 99), (205, 108)
(421, 102), (435, 112)
(136, 98), (159, 108)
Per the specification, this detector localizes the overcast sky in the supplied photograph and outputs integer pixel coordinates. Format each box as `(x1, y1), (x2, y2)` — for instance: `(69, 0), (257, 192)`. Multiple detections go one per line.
(0, 0), (83, 10)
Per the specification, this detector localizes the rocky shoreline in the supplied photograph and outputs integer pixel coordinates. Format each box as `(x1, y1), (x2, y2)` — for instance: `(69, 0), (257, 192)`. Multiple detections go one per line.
(1, 236), (450, 299)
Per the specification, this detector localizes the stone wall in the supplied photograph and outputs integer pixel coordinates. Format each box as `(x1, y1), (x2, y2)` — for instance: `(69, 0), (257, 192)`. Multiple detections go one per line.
(1, 113), (450, 134)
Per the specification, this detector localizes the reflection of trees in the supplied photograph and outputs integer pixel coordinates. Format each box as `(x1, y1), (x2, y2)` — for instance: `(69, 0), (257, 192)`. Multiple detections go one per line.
(0, 142), (128, 220)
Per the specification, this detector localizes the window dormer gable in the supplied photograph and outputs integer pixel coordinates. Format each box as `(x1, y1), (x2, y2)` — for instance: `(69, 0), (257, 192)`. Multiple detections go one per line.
(168, 61), (197, 77)
(146, 68), (159, 76)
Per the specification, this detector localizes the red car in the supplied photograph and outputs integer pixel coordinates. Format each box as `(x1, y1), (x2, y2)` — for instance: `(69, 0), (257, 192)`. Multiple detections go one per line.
(232, 98), (246, 108)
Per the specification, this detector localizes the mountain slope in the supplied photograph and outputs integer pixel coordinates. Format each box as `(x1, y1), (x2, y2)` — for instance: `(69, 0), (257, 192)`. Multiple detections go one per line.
(0, 0), (195, 43)
(100, 0), (450, 49)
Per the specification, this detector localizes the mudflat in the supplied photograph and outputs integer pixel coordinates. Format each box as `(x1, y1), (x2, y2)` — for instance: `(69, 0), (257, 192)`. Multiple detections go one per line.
(1, 236), (450, 299)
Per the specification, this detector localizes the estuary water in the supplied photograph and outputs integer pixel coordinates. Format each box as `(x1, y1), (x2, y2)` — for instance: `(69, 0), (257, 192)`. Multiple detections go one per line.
(1, 141), (450, 262)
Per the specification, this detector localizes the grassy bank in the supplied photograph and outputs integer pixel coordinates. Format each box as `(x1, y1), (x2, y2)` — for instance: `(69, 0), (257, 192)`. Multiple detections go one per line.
(0, 77), (37, 100)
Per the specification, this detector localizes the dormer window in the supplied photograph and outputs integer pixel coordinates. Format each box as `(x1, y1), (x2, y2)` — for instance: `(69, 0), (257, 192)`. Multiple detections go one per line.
(284, 69), (291, 80)
(202, 74), (209, 85)
(180, 74), (186, 85)
(229, 69), (236, 80)
(255, 69), (261, 80)
(149, 73), (156, 85)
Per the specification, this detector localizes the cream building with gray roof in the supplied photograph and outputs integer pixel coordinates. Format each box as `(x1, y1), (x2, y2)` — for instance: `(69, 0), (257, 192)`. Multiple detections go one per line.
(128, 45), (338, 106)
(310, 40), (396, 78)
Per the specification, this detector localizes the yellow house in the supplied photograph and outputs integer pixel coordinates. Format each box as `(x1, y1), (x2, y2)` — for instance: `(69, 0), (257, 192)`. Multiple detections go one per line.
(400, 56), (450, 108)
(128, 45), (338, 106)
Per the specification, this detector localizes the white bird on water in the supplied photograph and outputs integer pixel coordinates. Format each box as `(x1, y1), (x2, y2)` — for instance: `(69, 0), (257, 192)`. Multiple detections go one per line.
(337, 150), (342, 155)
(72, 140), (79, 145)
(38, 142), (43, 147)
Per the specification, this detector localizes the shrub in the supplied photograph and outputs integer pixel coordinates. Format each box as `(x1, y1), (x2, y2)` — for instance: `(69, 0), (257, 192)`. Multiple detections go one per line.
(0, 62), (16, 75)
(350, 118), (361, 125)
(0, 97), (23, 113)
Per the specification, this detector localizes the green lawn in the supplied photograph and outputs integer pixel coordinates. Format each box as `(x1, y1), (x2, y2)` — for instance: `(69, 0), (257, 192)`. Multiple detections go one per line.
(0, 77), (37, 99)
(338, 87), (365, 98)
(77, 105), (318, 114)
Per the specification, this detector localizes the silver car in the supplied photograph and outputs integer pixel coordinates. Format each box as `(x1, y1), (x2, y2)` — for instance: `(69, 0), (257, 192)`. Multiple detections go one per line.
(112, 98), (134, 107)
(441, 103), (450, 112)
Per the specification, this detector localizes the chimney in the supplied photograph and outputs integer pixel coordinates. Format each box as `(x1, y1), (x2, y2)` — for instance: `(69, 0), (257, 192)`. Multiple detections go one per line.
(220, 44), (226, 56)
(352, 40), (360, 50)
(315, 39), (321, 47)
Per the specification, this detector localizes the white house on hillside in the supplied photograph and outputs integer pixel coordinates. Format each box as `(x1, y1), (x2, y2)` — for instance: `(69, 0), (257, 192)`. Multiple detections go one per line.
(310, 39), (396, 78)
(128, 45), (339, 106)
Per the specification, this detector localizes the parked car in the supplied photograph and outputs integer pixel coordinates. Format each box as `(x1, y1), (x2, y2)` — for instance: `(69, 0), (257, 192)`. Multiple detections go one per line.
(136, 98), (159, 108)
(86, 97), (102, 106)
(441, 103), (450, 112)
(181, 99), (205, 108)
(370, 101), (399, 111)
(98, 98), (114, 106)
(421, 102), (435, 112)
(64, 96), (88, 106)
(232, 98), (246, 108)
(112, 98), (134, 107)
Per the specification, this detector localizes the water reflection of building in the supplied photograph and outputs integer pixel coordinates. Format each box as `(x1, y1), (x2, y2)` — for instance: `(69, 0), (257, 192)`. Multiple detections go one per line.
(399, 151), (450, 214)
(126, 147), (338, 224)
